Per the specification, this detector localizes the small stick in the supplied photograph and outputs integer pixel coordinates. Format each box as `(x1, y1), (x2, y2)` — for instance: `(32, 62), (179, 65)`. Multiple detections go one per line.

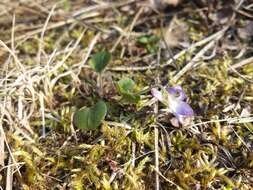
(154, 123), (160, 190)
(230, 56), (253, 70)
(131, 142), (136, 167)
(154, 55), (160, 190)
(229, 66), (253, 83)
(0, 124), (4, 166)
(39, 92), (46, 138)
(6, 157), (13, 190)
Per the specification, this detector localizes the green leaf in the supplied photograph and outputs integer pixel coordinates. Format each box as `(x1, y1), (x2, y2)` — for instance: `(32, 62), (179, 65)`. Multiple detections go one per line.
(137, 35), (159, 54)
(89, 51), (111, 73)
(116, 78), (140, 104)
(89, 100), (107, 127)
(117, 78), (135, 94)
(121, 93), (140, 104)
(138, 35), (159, 44)
(138, 36), (149, 44)
(73, 100), (107, 130)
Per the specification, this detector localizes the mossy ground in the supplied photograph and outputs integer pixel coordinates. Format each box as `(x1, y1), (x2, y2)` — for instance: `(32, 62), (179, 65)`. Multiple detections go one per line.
(0, 1), (253, 190)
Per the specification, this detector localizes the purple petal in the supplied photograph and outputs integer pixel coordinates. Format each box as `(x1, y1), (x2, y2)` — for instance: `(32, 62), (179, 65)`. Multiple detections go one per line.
(170, 100), (194, 125)
(151, 88), (163, 102)
(151, 86), (194, 125)
(173, 100), (194, 116)
(166, 85), (186, 101)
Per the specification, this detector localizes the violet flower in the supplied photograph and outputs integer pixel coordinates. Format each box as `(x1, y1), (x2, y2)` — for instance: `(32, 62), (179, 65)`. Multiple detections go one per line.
(151, 85), (194, 125)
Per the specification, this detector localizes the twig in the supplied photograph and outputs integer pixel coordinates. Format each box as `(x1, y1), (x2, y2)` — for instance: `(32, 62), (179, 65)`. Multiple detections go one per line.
(41, 173), (63, 183)
(192, 115), (253, 127)
(235, 0), (245, 10)
(39, 92), (46, 138)
(109, 171), (118, 184)
(154, 59), (160, 190)
(235, 9), (253, 19)
(11, 14), (15, 54)
(132, 142), (136, 167)
(228, 66), (253, 83)
(108, 61), (157, 71)
(229, 56), (253, 70)
(6, 157), (13, 190)
(0, 124), (4, 166)
(229, 124), (250, 151)
(154, 124), (160, 190)
(0, 162), (25, 173)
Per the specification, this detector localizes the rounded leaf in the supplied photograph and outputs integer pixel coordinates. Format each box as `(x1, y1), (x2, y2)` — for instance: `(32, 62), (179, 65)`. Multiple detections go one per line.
(117, 78), (135, 94)
(89, 100), (107, 128)
(73, 100), (107, 130)
(89, 51), (111, 73)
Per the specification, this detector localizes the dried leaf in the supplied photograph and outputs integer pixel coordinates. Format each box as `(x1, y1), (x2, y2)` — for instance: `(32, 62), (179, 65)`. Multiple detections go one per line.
(163, 17), (188, 48)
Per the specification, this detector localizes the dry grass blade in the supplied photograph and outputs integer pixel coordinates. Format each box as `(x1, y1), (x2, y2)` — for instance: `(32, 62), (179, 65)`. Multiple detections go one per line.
(5, 158), (13, 190)
(0, 40), (25, 73)
(154, 125), (160, 190)
(0, 124), (5, 167)
(230, 56), (253, 70)
(37, 4), (56, 64)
